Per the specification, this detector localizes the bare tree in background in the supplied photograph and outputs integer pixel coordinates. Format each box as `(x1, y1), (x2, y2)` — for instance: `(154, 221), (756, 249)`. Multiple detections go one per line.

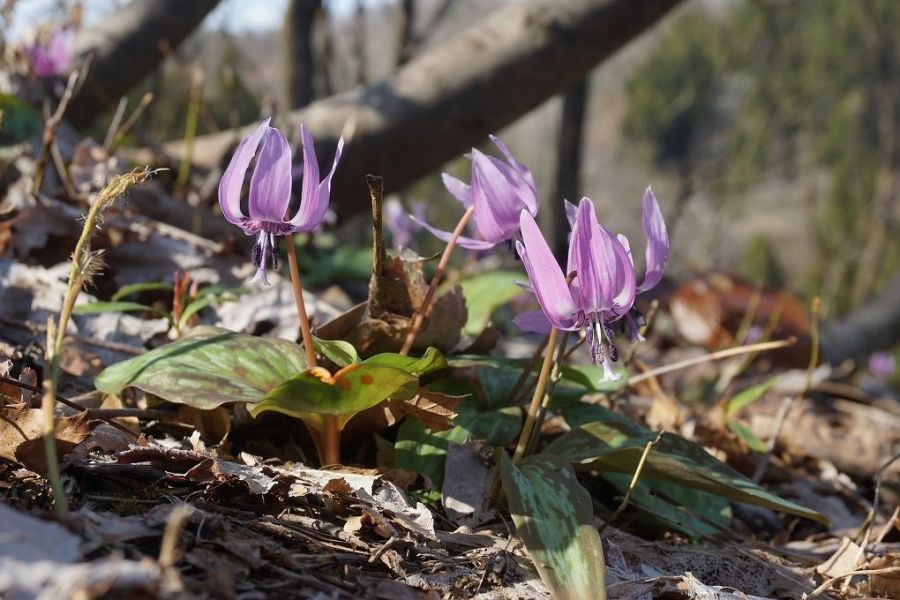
(353, 0), (368, 85)
(550, 79), (590, 260)
(166, 0), (684, 217)
(282, 0), (322, 110)
(69, 0), (221, 126)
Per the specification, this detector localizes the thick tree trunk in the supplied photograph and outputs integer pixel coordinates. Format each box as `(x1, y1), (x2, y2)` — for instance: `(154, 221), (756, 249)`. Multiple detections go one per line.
(69, 0), (221, 127)
(282, 0), (322, 110)
(551, 79), (589, 260)
(166, 0), (684, 214)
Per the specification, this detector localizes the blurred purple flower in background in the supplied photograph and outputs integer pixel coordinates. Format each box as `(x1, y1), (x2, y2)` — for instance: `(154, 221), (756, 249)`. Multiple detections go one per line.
(219, 118), (344, 284)
(384, 198), (425, 250)
(515, 188), (669, 381)
(868, 352), (896, 381)
(412, 135), (538, 250)
(24, 27), (75, 77)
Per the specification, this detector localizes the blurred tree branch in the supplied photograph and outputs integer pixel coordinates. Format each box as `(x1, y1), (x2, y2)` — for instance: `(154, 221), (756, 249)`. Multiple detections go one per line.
(820, 274), (900, 365)
(68, 0), (221, 127)
(166, 0), (684, 214)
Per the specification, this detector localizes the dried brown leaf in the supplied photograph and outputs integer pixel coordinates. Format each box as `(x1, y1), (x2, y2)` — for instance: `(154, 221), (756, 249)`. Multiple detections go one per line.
(0, 405), (94, 473)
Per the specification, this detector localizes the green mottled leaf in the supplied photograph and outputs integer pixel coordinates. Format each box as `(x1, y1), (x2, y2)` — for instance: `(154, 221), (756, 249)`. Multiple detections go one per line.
(95, 326), (306, 408)
(73, 301), (168, 318)
(450, 355), (626, 396)
(456, 271), (525, 335)
(545, 420), (828, 524)
(364, 347), (447, 377)
(500, 454), (606, 600)
(602, 473), (731, 537)
(395, 419), (469, 485)
(313, 337), (359, 367)
(726, 375), (782, 417)
(249, 363), (419, 432)
(111, 281), (174, 301)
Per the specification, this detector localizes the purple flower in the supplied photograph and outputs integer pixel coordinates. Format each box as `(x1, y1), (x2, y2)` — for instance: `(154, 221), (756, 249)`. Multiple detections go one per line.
(411, 135), (538, 250)
(868, 352), (896, 381)
(219, 118), (344, 284)
(384, 198), (425, 250)
(515, 188), (669, 381)
(24, 27), (74, 77)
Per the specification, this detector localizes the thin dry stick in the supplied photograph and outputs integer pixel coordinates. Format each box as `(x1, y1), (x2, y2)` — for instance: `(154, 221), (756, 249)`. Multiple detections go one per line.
(753, 298), (819, 483)
(41, 318), (66, 517)
(399, 205), (476, 355)
(102, 97), (128, 153)
(109, 92), (155, 154)
(598, 431), (664, 535)
(627, 338), (797, 386)
(0, 373), (141, 439)
(49, 142), (78, 199)
(806, 566), (900, 598)
(512, 327), (559, 464)
(42, 169), (154, 518)
(158, 503), (194, 569)
(33, 71), (79, 192)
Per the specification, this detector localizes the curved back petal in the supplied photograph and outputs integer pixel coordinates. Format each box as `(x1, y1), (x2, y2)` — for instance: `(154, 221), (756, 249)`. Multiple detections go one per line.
(218, 119), (270, 227)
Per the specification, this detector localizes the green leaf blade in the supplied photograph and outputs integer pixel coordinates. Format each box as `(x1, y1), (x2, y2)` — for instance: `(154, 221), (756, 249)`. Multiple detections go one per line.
(249, 364), (419, 431)
(500, 454), (606, 600)
(95, 326), (307, 409)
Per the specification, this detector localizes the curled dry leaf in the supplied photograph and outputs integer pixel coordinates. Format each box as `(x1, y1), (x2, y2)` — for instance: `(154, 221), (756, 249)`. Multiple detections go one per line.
(386, 389), (464, 432)
(0, 404), (94, 473)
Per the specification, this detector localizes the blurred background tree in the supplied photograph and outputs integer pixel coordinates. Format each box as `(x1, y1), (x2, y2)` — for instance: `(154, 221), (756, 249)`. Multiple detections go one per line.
(624, 0), (900, 318)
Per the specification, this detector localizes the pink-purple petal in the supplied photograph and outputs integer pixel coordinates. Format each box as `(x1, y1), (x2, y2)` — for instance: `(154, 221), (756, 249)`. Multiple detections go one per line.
(441, 173), (472, 208)
(513, 310), (553, 335)
(408, 215), (497, 250)
(218, 118), (270, 230)
(248, 127), (293, 222)
(636, 186), (669, 293)
(517, 210), (580, 331)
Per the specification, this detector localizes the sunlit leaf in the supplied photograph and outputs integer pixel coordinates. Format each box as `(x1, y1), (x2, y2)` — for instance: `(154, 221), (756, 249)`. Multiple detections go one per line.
(456, 271), (525, 335)
(95, 326), (306, 409)
(500, 453), (606, 600)
(111, 281), (174, 301)
(73, 301), (168, 318)
(726, 374), (783, 417)
(545, 420), (827, 524)
(364, 347), (447, 377)
(313, 337), (359, 367)
(249, 363), (419, 432)
(450, 355), (627, 396)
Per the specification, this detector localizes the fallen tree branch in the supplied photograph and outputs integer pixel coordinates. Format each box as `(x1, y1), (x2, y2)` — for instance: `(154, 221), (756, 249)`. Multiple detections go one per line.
(166, 0), (684, 214)
(68, 0), (222, 127)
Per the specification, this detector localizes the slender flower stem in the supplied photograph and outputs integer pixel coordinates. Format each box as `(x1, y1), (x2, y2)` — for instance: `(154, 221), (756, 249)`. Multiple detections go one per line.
(506, 334), (550, 406)
(284, 235), (317, 368)
(525, 332), (569, 457)
(400, 206), (476, 355)
(512, 327), (559, 464)
(284, 235), (341, 465)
